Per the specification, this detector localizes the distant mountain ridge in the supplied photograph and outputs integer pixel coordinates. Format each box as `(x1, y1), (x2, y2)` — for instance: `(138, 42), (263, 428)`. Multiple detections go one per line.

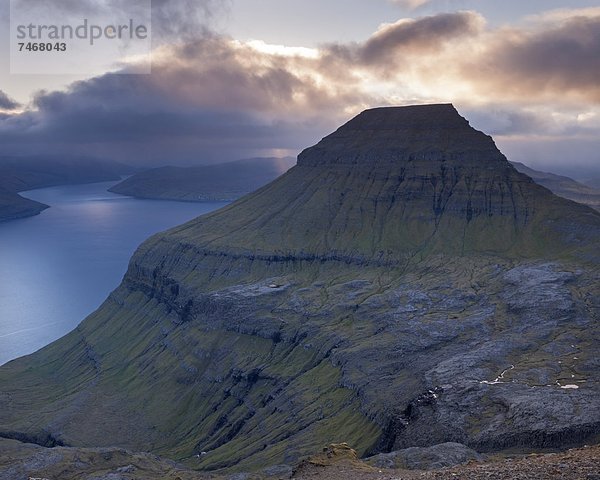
(584, 178), (600, 190)
(108, 157), (296, 202)
(0, 156), (136, 222)
(512, 161), (600, 211)
(0, 187), (48, 222)
(0, 105), (598, 474)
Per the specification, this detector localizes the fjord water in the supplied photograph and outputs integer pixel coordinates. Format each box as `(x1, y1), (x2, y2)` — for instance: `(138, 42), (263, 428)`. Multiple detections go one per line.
(0, 181), (227, 365)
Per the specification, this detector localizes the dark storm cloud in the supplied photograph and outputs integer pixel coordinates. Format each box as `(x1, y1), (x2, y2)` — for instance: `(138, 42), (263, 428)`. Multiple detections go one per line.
(359, 11), (482, 64)
(322, 11), (483, 68)
(0, 91), (20, 111)
(0, 99), (323, 165)
(465, 15), (600, 102)
(0, 35), (367, 165)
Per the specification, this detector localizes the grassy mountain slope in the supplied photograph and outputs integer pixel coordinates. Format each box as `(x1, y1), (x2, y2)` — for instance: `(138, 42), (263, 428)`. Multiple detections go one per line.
(0, 105), (598, 473)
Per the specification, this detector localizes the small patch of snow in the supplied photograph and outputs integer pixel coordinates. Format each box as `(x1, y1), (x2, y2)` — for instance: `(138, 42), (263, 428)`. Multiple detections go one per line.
(479, 365), (515, 385)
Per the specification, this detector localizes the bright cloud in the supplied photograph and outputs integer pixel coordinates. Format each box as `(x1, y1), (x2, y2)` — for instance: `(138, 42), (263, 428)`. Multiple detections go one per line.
(1, 7), (599, 178)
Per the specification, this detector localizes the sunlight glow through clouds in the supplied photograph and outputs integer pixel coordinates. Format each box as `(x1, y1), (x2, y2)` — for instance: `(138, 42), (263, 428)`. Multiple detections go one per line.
(245, 40), (319, 59)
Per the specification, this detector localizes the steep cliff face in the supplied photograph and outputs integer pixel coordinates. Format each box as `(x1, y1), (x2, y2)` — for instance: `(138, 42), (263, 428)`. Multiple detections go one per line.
(1, 105), (599, 472)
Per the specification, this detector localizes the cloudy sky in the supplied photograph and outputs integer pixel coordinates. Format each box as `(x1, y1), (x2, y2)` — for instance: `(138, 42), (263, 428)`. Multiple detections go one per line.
(0, 0), (599, 180)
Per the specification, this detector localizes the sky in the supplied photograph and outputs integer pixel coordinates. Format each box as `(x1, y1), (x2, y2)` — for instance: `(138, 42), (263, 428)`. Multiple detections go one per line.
(0, 0), (599, 180)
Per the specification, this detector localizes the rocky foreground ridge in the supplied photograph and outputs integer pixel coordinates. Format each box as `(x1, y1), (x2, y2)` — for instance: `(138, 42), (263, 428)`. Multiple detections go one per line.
(2, 440), (599, 479)
(0, 104), (598, 473)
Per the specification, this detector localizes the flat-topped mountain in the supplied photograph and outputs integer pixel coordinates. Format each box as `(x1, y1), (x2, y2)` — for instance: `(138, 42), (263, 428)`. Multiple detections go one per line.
(512, 161), (600, 211)
(161, 104), (597, 261)
(298, 104), (501, 166)
(108, 157), (295, 202)
(1, 105), (598, 473)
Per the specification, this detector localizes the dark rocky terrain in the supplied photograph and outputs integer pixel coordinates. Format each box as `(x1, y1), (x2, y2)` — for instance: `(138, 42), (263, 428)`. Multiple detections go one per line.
(0, 104), (598, 475)
(2, 440), (598, 480)
(0, 438), (212, 480)
(512, 161), (600, 211)
(0, 156), (135, 222)
(293, 443), (600, 480)
(108, 157), (295, 202)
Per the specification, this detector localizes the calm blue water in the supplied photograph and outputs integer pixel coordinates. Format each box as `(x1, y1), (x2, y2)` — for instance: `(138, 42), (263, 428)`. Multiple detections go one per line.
(0, 181), (227, 365)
